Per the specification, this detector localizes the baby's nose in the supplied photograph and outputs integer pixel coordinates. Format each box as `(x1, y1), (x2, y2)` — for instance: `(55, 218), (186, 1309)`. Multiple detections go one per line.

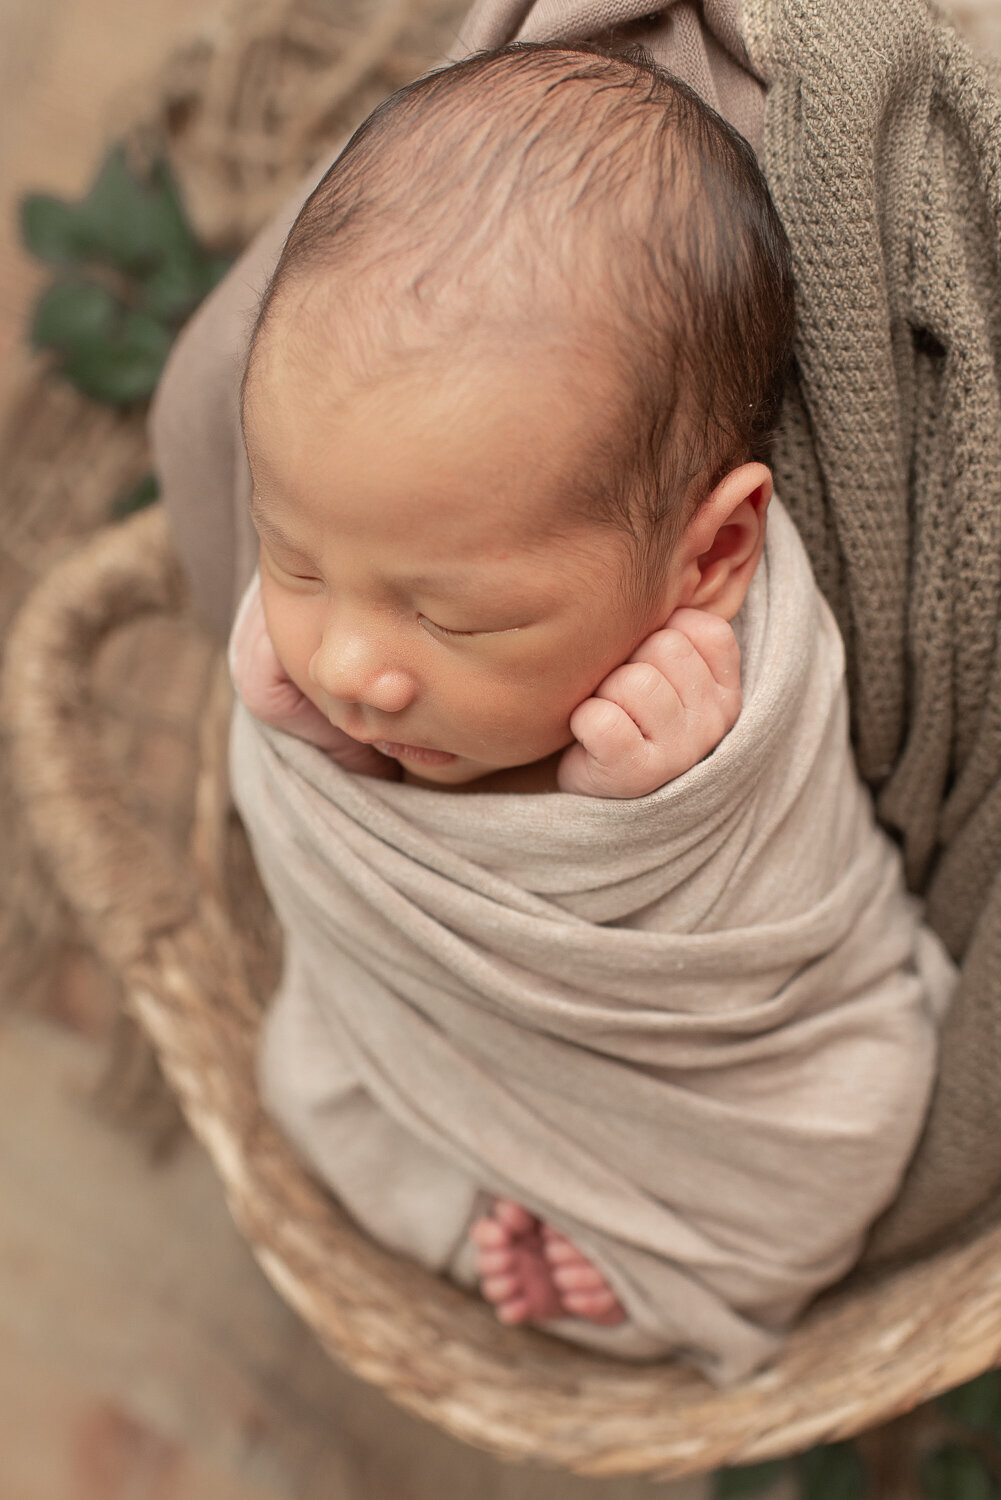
(308, 628), (416, 714)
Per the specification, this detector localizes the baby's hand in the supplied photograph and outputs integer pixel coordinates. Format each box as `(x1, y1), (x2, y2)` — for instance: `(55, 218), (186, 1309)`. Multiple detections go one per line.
(229, 577), (400, 780)
(556, 609), (741, 798)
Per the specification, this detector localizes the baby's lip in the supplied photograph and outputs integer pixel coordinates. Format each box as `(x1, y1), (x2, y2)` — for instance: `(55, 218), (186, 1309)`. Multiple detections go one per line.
(374, 740), (456, 765)
(336, 718), (454, 758)
(337, 726), (380, 745)
(342, 726), (433, 751)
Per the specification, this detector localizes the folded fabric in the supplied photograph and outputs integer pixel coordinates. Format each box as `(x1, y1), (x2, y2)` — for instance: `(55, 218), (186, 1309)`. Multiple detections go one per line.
(229, 497), (955, 1385)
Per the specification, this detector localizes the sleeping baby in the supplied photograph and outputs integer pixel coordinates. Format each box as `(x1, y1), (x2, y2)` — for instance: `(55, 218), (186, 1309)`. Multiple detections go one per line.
(226, 40), (956, 1384)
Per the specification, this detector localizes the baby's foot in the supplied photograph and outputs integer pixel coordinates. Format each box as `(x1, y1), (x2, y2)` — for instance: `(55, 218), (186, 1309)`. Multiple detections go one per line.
(470, 1199), (626, 1327)
(470, 1200), (563, 1323)
(541, 1223), (626, 1325)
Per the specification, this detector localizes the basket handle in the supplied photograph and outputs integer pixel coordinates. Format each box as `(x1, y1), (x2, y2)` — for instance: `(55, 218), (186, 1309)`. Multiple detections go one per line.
(2, 504), (201, 972)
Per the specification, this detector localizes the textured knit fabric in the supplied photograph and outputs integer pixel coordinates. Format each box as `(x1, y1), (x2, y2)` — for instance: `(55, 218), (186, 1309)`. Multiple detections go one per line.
(736, 0), (1001, 1264)
(453, 0), (766, 149)
(229, 498), (954, 1385)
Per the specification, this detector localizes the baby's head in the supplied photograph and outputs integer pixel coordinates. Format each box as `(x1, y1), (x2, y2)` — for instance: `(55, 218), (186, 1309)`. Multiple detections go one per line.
(241, 42), (794, 786)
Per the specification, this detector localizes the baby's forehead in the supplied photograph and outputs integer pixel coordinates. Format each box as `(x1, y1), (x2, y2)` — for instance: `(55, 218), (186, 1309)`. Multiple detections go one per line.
(262, 191), (638, 403)
(249, 299), (647, 538)
(258, 263), (603, 423)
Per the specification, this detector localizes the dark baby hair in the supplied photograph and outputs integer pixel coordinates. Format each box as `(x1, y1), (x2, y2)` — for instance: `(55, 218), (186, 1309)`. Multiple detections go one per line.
(243, 40), (795, 584)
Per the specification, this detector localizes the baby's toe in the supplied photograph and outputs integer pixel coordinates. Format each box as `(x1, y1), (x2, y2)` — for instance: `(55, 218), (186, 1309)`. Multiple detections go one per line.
(475, 1246), (515, 1276)
(470, 1217), (511, 1250)
(493, 1199), (538, 1236)
(561, 1288), (626, 1323)
(551, 1261), (609, 1294)
(541, 1230), (580, 1265)
(496, 1295), (532, 1324)
(481, 1271), (523, 1304)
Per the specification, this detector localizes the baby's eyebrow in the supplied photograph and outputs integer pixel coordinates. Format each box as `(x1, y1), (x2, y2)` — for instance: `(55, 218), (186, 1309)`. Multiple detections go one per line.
(250, 501), (313, 556)
(254, 503), (485, 590)
(398, 570), (483, 594)
(250, 497), (547, 606)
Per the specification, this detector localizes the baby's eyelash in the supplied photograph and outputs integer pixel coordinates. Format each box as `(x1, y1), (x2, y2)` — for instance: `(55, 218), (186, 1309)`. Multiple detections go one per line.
(421, 616), (475, 639)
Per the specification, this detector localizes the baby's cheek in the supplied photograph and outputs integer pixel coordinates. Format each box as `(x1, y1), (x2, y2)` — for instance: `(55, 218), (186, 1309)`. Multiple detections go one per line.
(453, 677), (556, 760)
(260, 598), (319, 703)
(504, 692), (578, 759)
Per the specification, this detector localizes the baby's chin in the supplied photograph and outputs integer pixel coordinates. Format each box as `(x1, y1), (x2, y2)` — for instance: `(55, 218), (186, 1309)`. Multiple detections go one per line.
(395, 752), (506, 788)
(398, 746), (567, 793)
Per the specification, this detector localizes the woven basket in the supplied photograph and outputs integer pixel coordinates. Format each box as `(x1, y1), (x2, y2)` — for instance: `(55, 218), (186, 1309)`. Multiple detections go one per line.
(5, 0), (1001, 1481)
(6, 500), (1001, 1481)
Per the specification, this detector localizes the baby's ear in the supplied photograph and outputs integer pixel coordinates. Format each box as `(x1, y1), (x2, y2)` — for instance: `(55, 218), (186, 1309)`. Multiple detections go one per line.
(676, 464), (772, 621)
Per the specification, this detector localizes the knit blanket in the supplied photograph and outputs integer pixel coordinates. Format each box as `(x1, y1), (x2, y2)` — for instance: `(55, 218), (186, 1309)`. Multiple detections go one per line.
(151, 0), (1001, 1266)
(228, 498), (954, 1385)
(736, 0), (1001, 1262)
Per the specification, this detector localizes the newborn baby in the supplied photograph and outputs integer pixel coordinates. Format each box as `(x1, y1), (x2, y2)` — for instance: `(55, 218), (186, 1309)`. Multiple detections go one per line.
(228, 40), (954, 1382)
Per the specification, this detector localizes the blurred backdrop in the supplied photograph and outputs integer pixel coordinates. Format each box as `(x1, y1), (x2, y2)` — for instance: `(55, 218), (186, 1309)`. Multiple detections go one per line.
(0, 2), (999, 1498)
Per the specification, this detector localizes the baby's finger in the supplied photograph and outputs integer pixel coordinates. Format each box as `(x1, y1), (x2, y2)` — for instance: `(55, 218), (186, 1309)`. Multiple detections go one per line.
(558, 696), (657, 797)
(658, 609), (741, 695)
(630, 621), (740, 729)
(586, 659), (687, 747)
(567, 694), (647, 767)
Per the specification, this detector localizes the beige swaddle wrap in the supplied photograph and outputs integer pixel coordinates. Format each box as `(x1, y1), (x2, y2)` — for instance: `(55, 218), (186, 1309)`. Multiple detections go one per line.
(229, 498), (955, 1386)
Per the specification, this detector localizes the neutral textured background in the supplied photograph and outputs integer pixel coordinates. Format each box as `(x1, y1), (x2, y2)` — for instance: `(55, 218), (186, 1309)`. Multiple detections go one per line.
(0, 1), (997, 1496)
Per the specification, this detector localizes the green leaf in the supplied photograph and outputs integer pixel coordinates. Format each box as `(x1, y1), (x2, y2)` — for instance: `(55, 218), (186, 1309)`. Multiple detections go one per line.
(76, 143), (168, 273)
(19, 194), (93, 264)
(141, 156), (201, 267)
(714, 1459), (790, 1496)
(137, 258), (206, 321)
(936, 1373), (1001, 1433)
(920, 1443), (997, 1500)
(110, 471), (159, 519)
(22, 145), (229, 409)
(30, 278), (121, 353)
(139, 228), (232, 320)
(136, 247), (233, 323)
(61, 310), (173, 405)
(797, 1441), (866, 1500)
(20, 147), (217, 282)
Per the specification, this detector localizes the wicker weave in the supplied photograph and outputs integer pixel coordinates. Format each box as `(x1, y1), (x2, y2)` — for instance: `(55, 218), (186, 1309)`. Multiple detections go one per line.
(5, 0), (1001, 1480)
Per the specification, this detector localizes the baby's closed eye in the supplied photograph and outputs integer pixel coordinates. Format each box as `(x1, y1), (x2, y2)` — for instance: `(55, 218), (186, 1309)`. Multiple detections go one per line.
(419, 615), (525, 640)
